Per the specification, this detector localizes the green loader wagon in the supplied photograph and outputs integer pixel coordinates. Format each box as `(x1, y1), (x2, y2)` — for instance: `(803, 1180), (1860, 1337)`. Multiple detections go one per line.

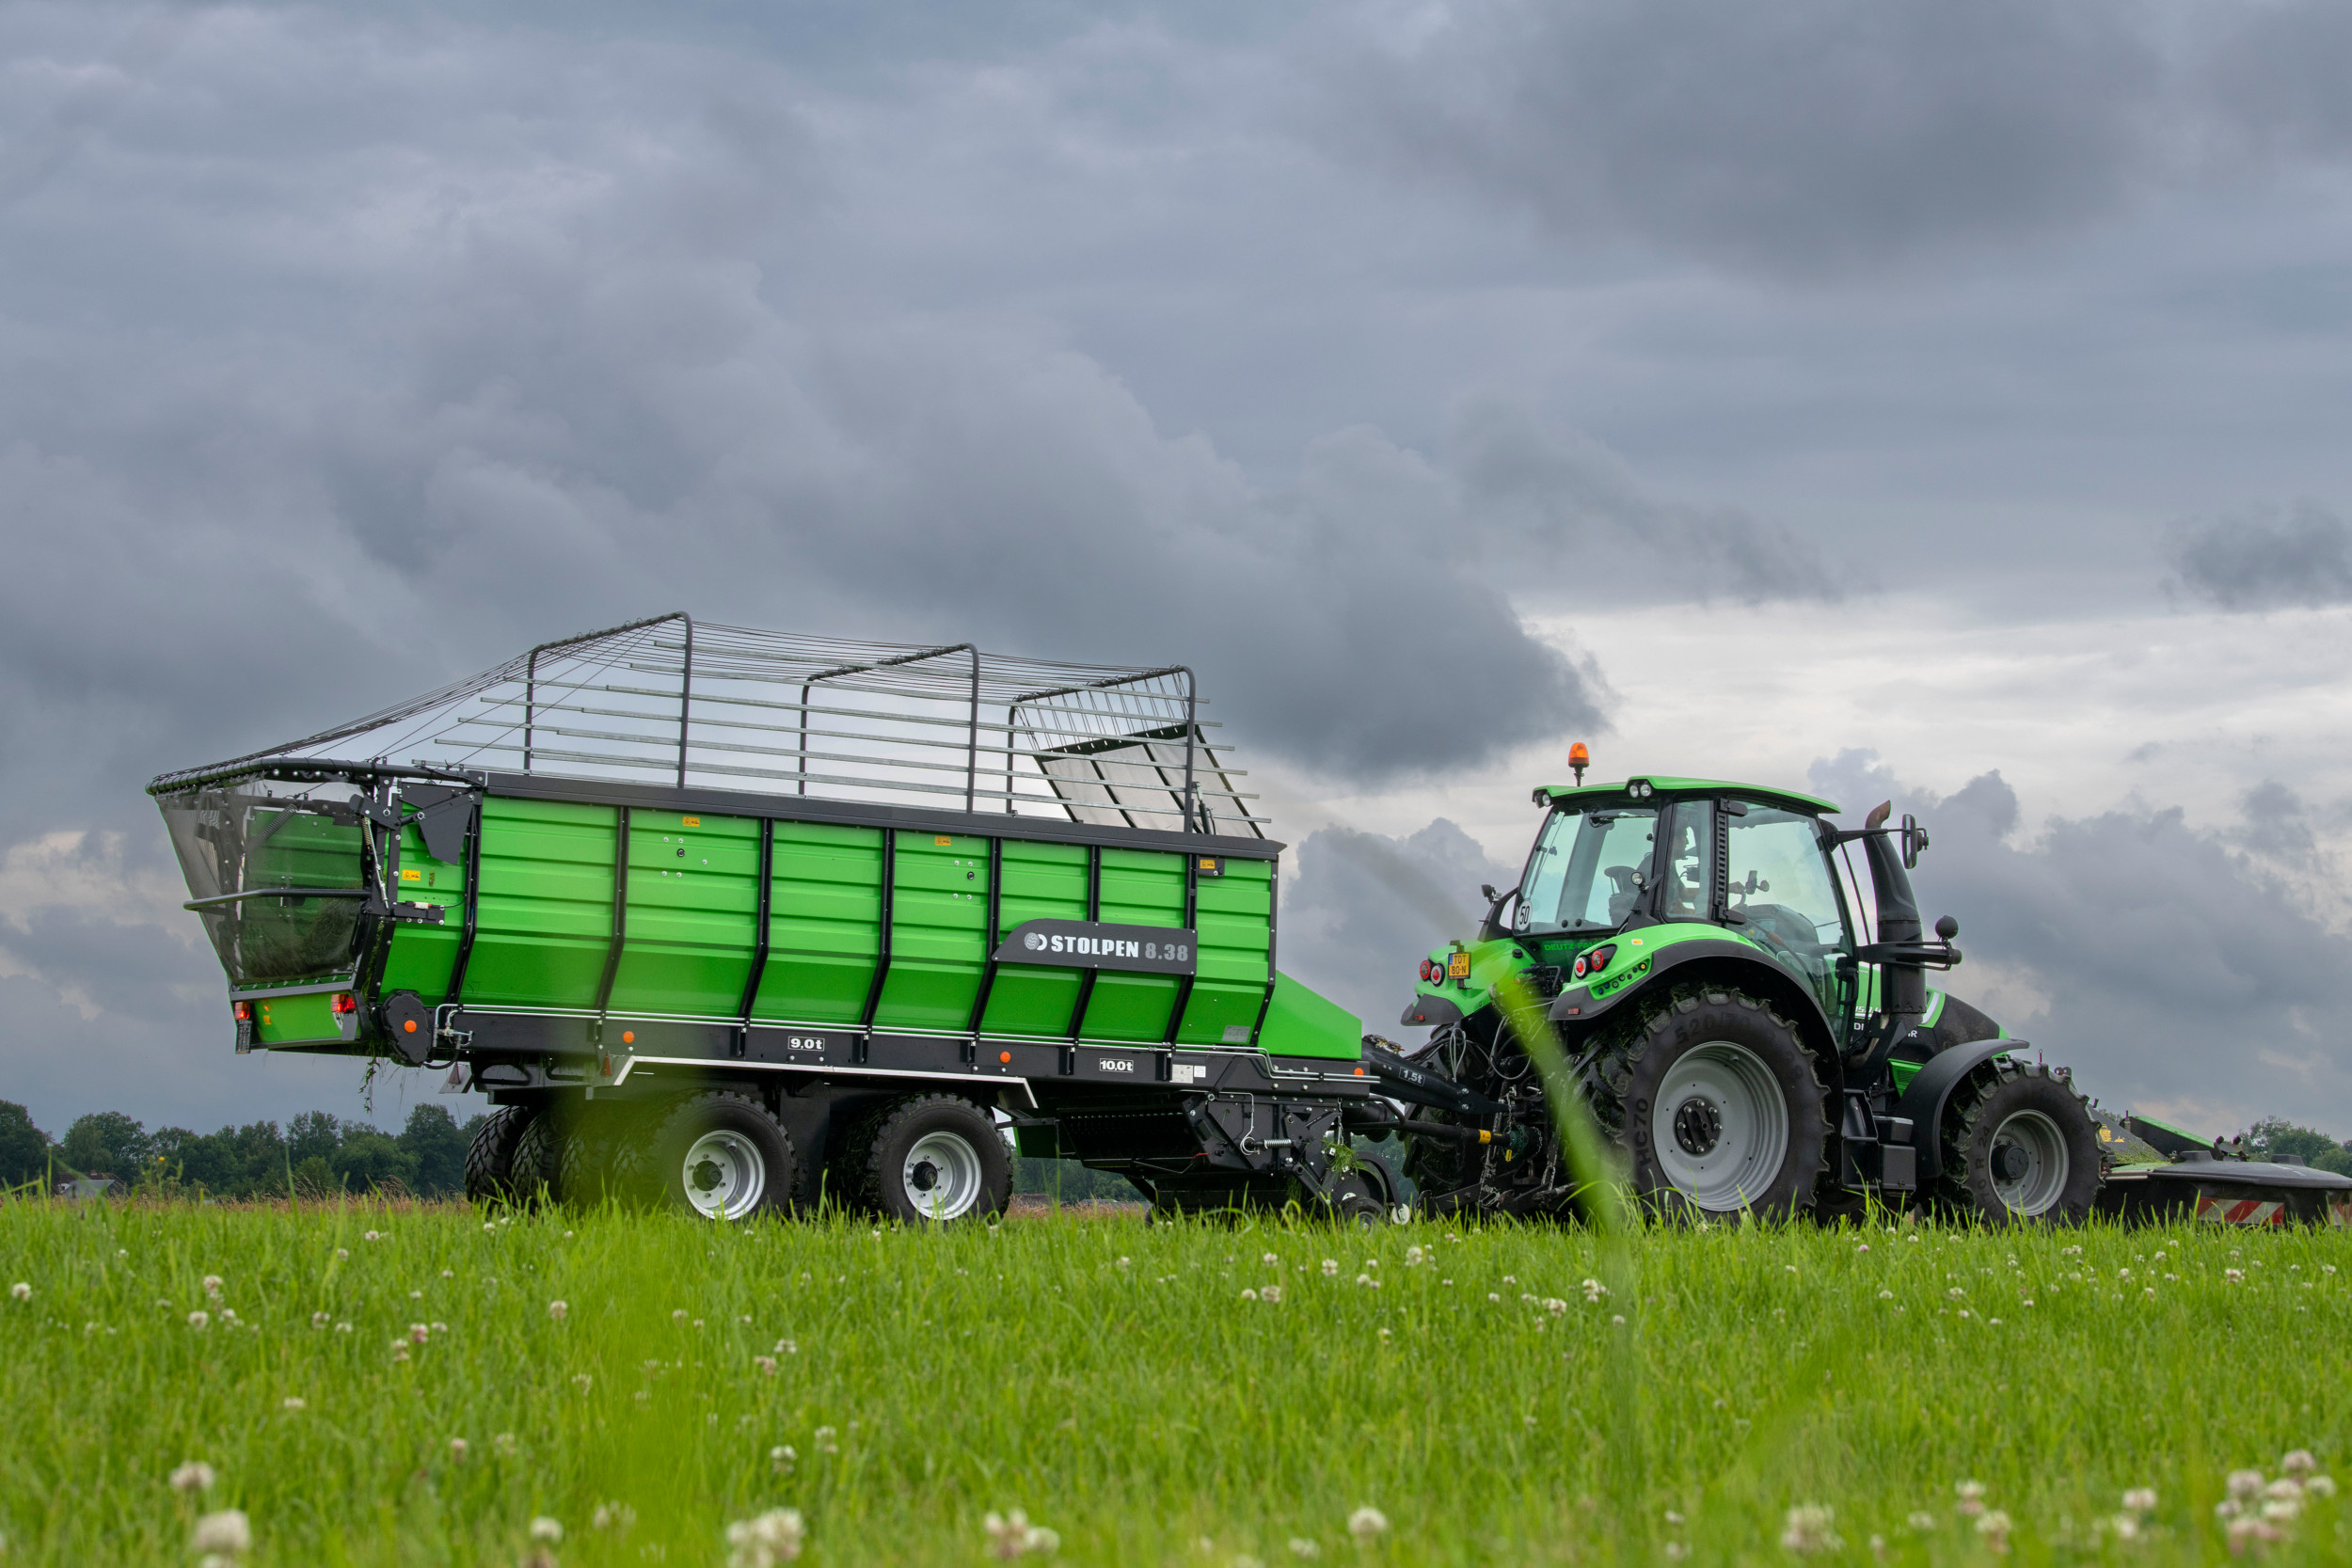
(151, 615), (1378, 1223)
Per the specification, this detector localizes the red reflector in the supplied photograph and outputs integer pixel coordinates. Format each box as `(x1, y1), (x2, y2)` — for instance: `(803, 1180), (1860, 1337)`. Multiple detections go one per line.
(1573, 957), (1588, 978)
(331, 993), (358, 1015)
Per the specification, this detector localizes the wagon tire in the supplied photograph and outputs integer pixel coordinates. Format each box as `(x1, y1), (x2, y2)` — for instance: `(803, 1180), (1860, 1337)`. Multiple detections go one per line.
(556, 1101), (645, 1211)
(509, 1110), (567, 1208)
(463, 1104), (536, 1206)
(845, 1094), (1009, 1225)
(635, 1091), (795, 1222)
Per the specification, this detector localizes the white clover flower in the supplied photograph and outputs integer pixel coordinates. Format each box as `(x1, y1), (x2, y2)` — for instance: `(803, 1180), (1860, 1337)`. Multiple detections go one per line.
(1262, 1284), (1284, 1304)
(1879, 1290), (1895, 1300)
(1544, 1298), (1566, 1315)
(2226, 1269), (2246, 1284)
(202, 1275), (224, 1299)
(2122, 1488), (2157, 1513)
(187, 1310), (210, 1331)
(983, 1508), (1057, 1560)
(1116, 1257), (1131, 1269)
(2304, 1475), (2336, 1498)
(1356, 1275), (1377, 1289)
(1346, 1506), (1389, 1543)
(1322, 1259), (1340, 1276)
(2227, 1514), (2283, 1552)
(529, 1517), (564, 1544)
(1263, 1252), (1279, 1266)
(1288, 1538), (1321, 1558)
(814, 1425), (839, 1454)
(2229, 1470), (2268, 1502)
(2281, 1450), (2317, 1480)
(2265, 1480), (2303, 1502)
(2261, 1498), (2301, 1524)
(2108, 1513), (2141, 1541)
(334, 1248), (348, 1261)
(1975, 1510), (2012, 1553)
(484, 1223), (496, 1235)
(170, 1461), (217, 1494)
(673, 1308), (689, 1323)
(191, 1509), (251, 1557)
(1581, 1278), (1607, 1302)
(8, 1283), (28, 1302)
(755, 1355), (778, 1376)
(1487, 1292), (1501, 1303)
(1779, 1504), (1841, 1554)
(1240, 1288), (1258, 1302)
(548, 1300), (568, 1321)
(1955, 1481), (1986, 1516)
(363, 1230), (380, 1243)
(494, 1433), (517, 1457)
(1905, 1513), (1935, 1532)
(771, 1444), (797, 1474)
(775, 1338), (797, 1354)
(1610, 1313), (1626, 1325)
(281, 1397), (305, 1412)
(572, 1373), (593, 1393)
(593, 1502), (637, 1532)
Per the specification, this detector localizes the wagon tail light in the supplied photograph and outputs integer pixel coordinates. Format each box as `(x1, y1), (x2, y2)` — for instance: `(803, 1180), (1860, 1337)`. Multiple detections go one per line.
(232, 1001), (253, 1022)
(1573, 944), (1616, 980)
(331, 992), (358, 1016)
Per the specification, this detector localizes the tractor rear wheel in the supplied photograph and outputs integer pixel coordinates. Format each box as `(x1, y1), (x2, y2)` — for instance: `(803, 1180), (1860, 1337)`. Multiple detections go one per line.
(1597, 987), (1831, 1220)
(840, 1094), (1009, 1224)
(462, 1104), (536, 1205)
(1937, 1062), (2101, 1224)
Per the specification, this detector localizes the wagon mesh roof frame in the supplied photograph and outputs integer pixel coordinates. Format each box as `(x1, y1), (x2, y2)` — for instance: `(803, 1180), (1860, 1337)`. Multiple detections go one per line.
(148, 612), (1263, 837)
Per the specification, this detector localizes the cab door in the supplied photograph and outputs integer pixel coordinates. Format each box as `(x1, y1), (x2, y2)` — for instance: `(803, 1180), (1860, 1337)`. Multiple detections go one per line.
(1720, 803), (1858, 1038)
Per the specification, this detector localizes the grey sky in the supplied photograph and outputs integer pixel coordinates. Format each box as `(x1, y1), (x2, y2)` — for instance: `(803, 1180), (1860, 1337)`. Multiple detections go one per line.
(3, 0), (2350, 1141)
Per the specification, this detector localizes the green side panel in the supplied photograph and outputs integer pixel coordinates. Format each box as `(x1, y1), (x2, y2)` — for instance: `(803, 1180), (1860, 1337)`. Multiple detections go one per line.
(1175, 857), (1272, 1045)
(377, 817), (467, 999)
(252, 991), (339, 1046)
(608, 810), (759, 1017)
(1255, 970), (1362, 1060)
(979, 840), (1089, 1036)
(1080, 847), (1185, 1041)
(873, 832), (992, 1030)
(753, 822), (883, 1025)
(460, 798), (617, 1009)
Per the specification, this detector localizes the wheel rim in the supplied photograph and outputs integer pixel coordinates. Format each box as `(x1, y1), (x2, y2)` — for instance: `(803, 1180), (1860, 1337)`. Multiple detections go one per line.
(902, 1131), (983, 1221)
(1649, 1040), (1791, 1212)
(1987, 1108), (2069, 1216)
(678, 1130), (766, 1220)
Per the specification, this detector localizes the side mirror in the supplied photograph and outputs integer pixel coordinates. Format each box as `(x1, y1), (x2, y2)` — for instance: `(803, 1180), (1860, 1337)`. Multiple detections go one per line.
(1900, 813), (1931, 870)
(1934, 914), (1959, 942)
(1481, 884), (1499, 902)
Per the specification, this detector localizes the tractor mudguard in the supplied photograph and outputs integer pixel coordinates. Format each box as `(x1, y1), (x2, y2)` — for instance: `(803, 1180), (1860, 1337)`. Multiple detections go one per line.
(1893, 1037), (2021, 1181)
(1399, 993), (1465, 1029)
(1546, 937), (1837, 1052)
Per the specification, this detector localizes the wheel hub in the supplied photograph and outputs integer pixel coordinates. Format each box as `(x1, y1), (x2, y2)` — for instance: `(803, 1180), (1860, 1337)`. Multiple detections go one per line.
(1992, 1142), (2030, 1182)
(691, 1158), (724, 1193)
(910, 1160), (940, 1193)
(1672, 1097), (1724, 1157)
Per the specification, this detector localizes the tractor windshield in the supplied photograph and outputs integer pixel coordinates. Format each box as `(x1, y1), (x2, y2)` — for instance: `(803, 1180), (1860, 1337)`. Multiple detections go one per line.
(1516, 806), (1657, 935)
(157, 780), (372, 984)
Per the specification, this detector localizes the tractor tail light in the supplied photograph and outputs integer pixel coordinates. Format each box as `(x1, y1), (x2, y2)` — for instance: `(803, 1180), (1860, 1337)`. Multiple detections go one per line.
(331, 992), (358, 1016)
(1587, 944), (1615, 974)
(1418, 959), (1434, 982)
(232, 1001), (253, 1022)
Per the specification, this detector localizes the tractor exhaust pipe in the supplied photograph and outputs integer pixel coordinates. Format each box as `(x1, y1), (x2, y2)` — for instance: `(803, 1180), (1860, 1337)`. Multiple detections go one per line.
(1841, 801), (1960, 1069)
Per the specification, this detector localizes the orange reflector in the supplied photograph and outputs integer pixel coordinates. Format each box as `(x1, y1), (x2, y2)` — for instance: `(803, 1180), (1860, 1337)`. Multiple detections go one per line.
(1354, 1066), (1365, 1076)
(621, 1030), (635, 1044)
(403, 1020), (418, 1034)
(999, 1051), (1012, 1064)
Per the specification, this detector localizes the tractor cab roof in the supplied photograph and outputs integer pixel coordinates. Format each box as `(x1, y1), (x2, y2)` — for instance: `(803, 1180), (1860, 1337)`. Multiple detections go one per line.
(1532, 777), (1842, 816)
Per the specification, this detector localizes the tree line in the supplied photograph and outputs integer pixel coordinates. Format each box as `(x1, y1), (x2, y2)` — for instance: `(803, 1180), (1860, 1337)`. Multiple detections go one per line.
(0, 1100), (1143, 1202)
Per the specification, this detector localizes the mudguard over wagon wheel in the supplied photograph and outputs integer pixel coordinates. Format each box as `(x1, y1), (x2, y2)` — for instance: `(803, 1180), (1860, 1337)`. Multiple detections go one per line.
(1595, 987), (1833, 1221)
(837, 1094), (1011, 1224)
(1935, 1061), (2102, 1224)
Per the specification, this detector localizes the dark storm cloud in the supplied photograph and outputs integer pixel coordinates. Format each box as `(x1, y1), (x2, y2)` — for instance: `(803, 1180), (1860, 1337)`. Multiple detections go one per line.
(1451, 398), (1839, 602)
(1808, 750), (2352, 1133)
(2166, 500), (2352, 610)
(1277, 818), (1518, 1035)
(1321, 0), (2352, 276)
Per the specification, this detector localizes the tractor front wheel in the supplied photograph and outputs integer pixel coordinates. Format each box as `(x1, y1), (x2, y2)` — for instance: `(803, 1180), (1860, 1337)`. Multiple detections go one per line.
(1938, 1062), (2101, 1224)
(1601, 988), (1832, 1220)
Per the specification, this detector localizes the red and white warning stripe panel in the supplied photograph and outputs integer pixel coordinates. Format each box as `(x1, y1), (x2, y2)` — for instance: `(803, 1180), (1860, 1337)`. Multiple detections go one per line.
(2196, 1196), (2286, 1227)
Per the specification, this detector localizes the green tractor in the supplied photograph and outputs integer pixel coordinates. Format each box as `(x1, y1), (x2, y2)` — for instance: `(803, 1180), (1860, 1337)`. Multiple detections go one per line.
(1362, 760), (2352, 1227)
(1363, 766), (2103, 1224)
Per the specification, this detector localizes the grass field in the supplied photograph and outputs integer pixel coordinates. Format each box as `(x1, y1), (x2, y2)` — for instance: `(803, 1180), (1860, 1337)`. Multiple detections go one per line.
(3, 1197), (2347, 1566)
